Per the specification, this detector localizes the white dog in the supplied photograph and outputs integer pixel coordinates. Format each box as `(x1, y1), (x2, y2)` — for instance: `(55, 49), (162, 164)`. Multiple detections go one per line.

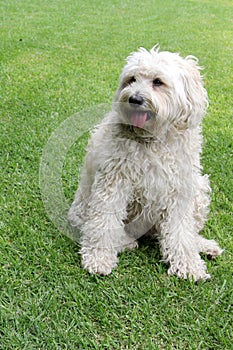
(68, 46), (223, 280)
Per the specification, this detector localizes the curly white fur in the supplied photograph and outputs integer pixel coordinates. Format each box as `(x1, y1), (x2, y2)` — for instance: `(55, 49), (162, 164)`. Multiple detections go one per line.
(68, 46), (223, 280)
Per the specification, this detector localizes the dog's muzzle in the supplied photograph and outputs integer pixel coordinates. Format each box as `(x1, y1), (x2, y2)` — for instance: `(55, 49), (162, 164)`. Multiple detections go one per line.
(128, 94), (153, 128)
(129, 94), (144, 106)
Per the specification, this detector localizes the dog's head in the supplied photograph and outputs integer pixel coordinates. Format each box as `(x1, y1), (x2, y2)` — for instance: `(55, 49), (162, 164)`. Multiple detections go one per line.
(114, 46), (208, 138)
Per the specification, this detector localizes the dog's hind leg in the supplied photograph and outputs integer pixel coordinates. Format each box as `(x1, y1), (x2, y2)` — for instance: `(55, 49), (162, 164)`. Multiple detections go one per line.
(196, 234), (223, 258)
(193, 174), (211, 232)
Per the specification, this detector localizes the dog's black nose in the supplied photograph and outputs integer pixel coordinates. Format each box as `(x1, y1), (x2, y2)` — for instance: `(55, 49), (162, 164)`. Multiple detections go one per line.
(129, 94), (144, 106)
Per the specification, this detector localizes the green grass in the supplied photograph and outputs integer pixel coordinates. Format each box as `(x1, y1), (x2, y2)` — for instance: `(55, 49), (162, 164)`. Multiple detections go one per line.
(1, 0), (232, 348)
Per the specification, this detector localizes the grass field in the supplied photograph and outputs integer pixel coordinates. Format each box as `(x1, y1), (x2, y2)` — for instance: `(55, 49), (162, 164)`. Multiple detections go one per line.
(1, 0), (232, 348)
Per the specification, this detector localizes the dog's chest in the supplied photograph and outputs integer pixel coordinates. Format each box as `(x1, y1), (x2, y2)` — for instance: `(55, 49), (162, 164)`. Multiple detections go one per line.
(122, 142), (179, 202)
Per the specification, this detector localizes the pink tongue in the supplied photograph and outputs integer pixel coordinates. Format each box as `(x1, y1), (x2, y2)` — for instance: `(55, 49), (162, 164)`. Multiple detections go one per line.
(130, 112), (147, 128)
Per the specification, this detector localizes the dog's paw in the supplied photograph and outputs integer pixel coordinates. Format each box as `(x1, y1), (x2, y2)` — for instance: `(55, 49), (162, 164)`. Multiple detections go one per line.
(198, 238), (224, 259)
(167, 257), (211, 282)
(120, 240), (138, 252)
(81, 248), (118, 275)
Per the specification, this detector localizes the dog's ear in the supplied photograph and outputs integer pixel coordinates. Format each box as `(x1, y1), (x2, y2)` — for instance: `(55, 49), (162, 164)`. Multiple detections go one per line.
(176, 56), (208, 130)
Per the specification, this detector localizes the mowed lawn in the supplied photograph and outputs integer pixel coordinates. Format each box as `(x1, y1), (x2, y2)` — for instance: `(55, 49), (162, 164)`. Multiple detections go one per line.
(0, 0), (232, 349)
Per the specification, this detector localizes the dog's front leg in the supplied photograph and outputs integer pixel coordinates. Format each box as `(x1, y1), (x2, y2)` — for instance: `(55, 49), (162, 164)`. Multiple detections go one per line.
(80, 174), (135, 275)
(158, 200), (211, 281)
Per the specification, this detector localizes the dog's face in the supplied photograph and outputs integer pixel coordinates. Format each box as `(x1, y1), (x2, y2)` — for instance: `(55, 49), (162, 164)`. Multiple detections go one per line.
(114, 47), (208, 138)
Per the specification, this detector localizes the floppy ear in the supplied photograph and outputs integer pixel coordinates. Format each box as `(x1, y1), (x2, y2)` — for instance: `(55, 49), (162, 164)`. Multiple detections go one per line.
(176, 56), (208, 130)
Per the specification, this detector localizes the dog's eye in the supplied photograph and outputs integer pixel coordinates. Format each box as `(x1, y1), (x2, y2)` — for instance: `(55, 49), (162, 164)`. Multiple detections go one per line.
(153, 78), (163, 87)
(128, 76), (136, 85)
